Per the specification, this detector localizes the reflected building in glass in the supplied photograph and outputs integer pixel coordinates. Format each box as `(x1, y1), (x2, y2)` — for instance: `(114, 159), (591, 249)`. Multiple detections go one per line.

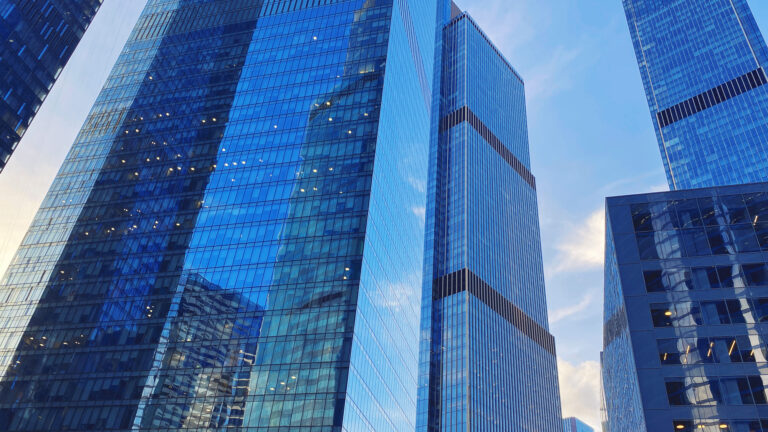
(416, 7), (562, 432)
(602, 183), (768, 431)
(0, 0), (443, 429)
(623, 0), (768, 189)
(0, 0), (102, 173)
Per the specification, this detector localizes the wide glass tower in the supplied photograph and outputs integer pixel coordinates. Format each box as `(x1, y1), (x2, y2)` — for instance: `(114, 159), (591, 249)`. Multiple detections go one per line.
(0, 0), (441, 430)
(0, 0), (102, 173)
(623, 0), (768, 189)
(603, 184), (768, 431)
(416, 9), (562, 432)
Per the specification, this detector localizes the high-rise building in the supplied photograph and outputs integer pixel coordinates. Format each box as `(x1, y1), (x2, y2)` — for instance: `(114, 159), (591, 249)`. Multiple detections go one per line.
(0, 0), (443, 429)
(416, 8), (562, 432)
(0, 0), (102, 173)
(623, 0), (768, 190)
(564, 417), (595, 432)
(602, 183), (768, 431)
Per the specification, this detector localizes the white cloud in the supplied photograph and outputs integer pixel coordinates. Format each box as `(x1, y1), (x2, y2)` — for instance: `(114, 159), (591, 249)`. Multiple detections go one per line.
(550, 292), (595, 323)
(525, 44), (584, 101)
(550, 208), (605, 274)
(558, 359), (601, 429)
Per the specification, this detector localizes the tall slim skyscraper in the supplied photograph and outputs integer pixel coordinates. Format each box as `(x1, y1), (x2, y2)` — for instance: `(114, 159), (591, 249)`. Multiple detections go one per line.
(603, 184), (768, 431)
(623, 0), (768, 189)
(0, 0), (442, 429)
(0, 0), (102, 173)
(417, 8), (562, 432)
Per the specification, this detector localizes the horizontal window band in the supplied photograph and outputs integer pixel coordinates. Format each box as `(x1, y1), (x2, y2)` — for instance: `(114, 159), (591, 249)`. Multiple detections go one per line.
(657, 67), (768, 128)
(439, 106), (536, 189)
(432, 268), (556, 355)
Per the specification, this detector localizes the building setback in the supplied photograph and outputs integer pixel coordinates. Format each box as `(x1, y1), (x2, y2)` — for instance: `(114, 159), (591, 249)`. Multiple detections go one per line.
(416, 7), (562, 432)
(0, 0), (102, 173)
(603, 183), (768, 431)
(623, 0), (768, 189)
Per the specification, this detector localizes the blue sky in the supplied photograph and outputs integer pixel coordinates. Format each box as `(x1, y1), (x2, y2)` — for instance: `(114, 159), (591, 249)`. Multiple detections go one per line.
(1, 0), (767, 428)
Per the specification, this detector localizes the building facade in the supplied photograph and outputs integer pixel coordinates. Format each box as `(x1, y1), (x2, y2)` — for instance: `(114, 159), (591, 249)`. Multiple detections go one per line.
(0, 0), (442, 430)
(603, 183), (768, 431)
(0, 0), (102, 173)
(563, 417), (595, 432)
(416, 9), (562, 432)
(623, 0), (768, 190)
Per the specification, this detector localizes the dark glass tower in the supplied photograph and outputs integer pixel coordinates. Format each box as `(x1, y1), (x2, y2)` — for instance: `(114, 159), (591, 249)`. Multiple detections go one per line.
(603, 184), (768, 431)
(416, 9), (562, 432)
(623, 0), (768, 189)
(0, 0), (441, 430)
(0, 0), (102, 173)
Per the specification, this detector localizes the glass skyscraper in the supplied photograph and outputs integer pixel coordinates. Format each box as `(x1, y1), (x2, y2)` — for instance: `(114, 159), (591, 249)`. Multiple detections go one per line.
(0, 0), (102, 173)
(0, 0), (442, 429)
(563, 417), (595, 432)
(603, 183), (768, 431)
(416, 7), (562, 432)
(623, 0), (768, 190)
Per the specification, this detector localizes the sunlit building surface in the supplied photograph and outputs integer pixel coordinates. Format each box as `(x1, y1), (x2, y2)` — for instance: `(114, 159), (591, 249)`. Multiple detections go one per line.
(0, 0), (102, 173)
(623, 0), (768, 190)
(416, 7), (562, 432)
(563, 417), (594, 432)
(603, 183), (768, 431)
(0, 0), (441, 429)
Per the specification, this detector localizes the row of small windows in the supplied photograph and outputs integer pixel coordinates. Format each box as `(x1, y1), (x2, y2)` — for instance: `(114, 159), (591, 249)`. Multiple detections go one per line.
(631, 194), (768, 232)
(643, 263), (768, 292)
(650, 299), (768, 327)
(635, 222), (768, 260)
(666, 375), (768, 407)
(673, 419), (768, 432)
(656, 68), (768, 128)
(658, 335), (766, 365)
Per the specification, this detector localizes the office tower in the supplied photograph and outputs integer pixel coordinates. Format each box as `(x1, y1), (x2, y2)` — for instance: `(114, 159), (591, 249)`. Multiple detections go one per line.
(564, 417), (595, 432)
(602, 183), (768, 431)
(0, 0), (442, 429)
(623, 0), (768, 190)
(0, 0), (102, 173)
(416, 8), (563, 432)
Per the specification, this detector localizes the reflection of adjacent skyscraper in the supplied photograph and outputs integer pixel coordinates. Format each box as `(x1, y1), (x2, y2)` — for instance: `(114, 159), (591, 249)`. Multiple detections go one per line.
(416, 7), (563, 431)
(0, 0), (102, 173)
(603, 184), (768, 431)
(134, 272), (263, 429)
(623, 0), (768, 189)
(0, 0), (440, 430)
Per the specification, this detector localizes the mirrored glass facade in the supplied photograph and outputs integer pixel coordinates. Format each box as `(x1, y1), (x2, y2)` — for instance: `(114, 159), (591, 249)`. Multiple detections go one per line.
(603, 183), (768, 431)
(0, 0), (441, 429)
(416, 10), (562, 432)
(623, 0), (768, 189)
(0, 0), (102, 173)
(563, 417), (595, 432)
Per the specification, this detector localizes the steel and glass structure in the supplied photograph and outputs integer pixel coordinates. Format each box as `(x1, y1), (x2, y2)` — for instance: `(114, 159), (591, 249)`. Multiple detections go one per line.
(416, 9), (562, 432)
(0, 0), (442, 429)
(563, 417), (595, 432)
(603, 183), (768, 431)
(0, 0), (102, 173)
(623, 0), (768, 190)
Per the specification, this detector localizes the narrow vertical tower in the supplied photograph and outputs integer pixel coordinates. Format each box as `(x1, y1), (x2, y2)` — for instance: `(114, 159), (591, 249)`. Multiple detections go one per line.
(0, 0), (442, 430)
(417, 9), (563, 432)
(623, 0), (768, 189)
(0, 0), (102, 173)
